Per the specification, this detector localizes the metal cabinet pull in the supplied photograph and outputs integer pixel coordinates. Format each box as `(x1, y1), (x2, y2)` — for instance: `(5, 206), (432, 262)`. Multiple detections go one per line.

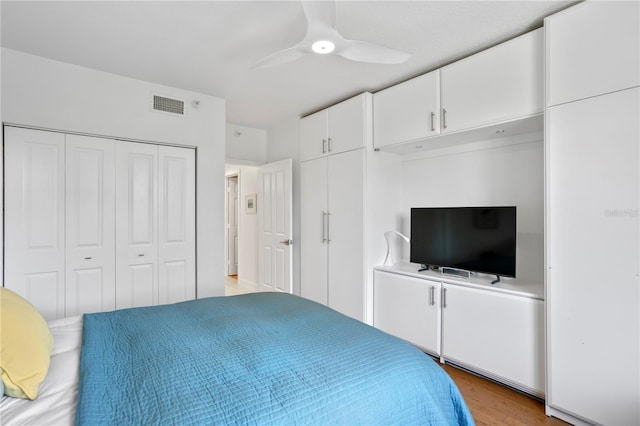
(84, 257), (92, 260)
(138, 253), (145, 257)
(430, 112), (435, 132)
(322, 139), (327, 154)
(430, 285), (436, 306)
(326, 211), (332, 243)
(322, 212), (327, 243)
(442, 108), (447, 129)
(327, 137), (332, 152)
(442, 287), (448, 308)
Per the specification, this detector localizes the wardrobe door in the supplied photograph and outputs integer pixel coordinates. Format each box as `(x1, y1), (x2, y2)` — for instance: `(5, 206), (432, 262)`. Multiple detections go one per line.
(4, 127), (66, 320)
(115, 142), (159, 309)
(65, 135), (116, 316)
(158, 145), (196, 304)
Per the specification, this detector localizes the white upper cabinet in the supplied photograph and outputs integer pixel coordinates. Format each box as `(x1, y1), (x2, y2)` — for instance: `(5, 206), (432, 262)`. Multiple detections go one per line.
(373, 29), (542, 150)
(440, 28), (543, 133)
(545, 1), (639, 107)
(373, 70), (440, 148)
(300, 93), (368, 161)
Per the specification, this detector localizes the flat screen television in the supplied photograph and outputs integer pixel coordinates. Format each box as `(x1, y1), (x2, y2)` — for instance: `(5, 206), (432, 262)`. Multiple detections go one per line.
(410, 206), (516, 278)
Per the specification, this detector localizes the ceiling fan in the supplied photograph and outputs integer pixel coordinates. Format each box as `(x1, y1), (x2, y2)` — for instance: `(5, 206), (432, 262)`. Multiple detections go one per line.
(251, 1), (412, 69)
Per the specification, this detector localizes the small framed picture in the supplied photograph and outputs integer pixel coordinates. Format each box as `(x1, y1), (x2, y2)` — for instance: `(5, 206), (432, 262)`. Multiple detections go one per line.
(246, 194), (257, 214)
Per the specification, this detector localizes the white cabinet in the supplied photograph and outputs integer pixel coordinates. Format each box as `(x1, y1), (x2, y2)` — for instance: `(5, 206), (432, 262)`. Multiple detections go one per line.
(545, 2), (639, 423)
(4, 127), (196, 319)
(545, 1), (639, 107)
(300, 93), (368, 161)
(373, 29), (542, 150)
(546, 88), (639, 425)
(441, 283), (544, 396)
(373, 70), (440, 148)
(372, 266), (544, 397)
(301, 149), (365, 321)
(373, 270), (440, 356)
(440, 28), (542, 133)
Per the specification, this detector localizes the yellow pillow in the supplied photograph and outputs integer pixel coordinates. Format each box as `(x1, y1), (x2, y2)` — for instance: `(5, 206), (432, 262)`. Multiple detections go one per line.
(0, 287), (54, 400)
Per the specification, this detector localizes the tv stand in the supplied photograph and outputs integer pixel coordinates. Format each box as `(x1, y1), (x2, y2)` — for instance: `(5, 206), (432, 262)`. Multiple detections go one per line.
(491, 275), (501, 285)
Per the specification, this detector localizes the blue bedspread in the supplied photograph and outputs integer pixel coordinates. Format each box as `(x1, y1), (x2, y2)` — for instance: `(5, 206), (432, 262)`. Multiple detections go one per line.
(76, 293), (474, 425)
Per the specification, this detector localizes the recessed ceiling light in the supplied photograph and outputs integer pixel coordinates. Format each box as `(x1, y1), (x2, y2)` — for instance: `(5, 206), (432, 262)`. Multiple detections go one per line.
(312, 40), (335, 54)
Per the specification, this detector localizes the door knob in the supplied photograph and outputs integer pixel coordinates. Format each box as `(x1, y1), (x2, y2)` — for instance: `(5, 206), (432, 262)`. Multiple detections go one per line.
(280, 239), (293, 246)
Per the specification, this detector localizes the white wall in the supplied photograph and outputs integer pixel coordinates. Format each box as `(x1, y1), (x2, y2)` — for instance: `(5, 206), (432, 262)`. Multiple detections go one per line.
(401, 136), (544, 283)
(266, 116), (301, 295)
(225, 164), (259, 290)
(1, 48), (227, 297)
(226, 123), (267, 164)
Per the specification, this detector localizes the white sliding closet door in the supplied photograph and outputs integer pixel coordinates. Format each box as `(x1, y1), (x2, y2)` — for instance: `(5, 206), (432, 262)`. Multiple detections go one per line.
(65, 135), (116, 316)
(158, 146), (196, 304)
(4, 127), (66, 320)
(115, 141), (159, 309)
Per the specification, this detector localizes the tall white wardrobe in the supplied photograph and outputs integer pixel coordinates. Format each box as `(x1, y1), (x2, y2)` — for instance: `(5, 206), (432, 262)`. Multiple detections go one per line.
(545, 2), (639, 425)
(4, 126), (196, 320)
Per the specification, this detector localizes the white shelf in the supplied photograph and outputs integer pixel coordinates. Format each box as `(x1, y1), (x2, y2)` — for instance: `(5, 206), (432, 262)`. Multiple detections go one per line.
(374, 262), (543, 300)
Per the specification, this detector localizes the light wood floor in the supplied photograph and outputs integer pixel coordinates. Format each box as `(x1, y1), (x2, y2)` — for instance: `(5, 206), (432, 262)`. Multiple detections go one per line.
(439, 363), (568, 425)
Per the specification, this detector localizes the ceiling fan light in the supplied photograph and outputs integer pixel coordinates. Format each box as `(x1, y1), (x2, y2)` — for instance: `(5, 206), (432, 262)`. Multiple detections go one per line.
(311, 40), (335, 54)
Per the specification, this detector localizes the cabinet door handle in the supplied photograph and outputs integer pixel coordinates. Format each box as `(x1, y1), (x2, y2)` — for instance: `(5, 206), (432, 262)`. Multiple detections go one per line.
(322, 139), (327, 154)
(327, 137), (332, 152)
(442, 108), (447, 129)
(442, 287), (448, 308)
(430, 112), (435, 132)
(326, 211), (332, 243)
(430, 285), (436, 306)
(322, 211), (327, 243)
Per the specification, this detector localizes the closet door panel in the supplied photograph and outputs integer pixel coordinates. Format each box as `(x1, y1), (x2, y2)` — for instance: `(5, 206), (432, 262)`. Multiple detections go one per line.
(327, 149), (365, 321)
(116, 142), (158, 309)
(300, 158), (329, 305)
(158, 146), (196, 304)
(4, 127), (66, 320)
(65, 134), (116, 316)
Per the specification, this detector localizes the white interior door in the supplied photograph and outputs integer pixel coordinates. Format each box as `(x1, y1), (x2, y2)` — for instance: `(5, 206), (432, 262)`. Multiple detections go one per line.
(158, 145), (196, 304)
(115, 141), (158, 309)
(4, 127), (66, 320)
(226, 175), (239, 276)
(65, 134), (116, 316)
(257, 158), (292, 293)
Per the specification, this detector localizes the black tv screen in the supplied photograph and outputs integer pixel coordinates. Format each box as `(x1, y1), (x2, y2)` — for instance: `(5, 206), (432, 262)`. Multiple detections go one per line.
(410, 207), (516, 277)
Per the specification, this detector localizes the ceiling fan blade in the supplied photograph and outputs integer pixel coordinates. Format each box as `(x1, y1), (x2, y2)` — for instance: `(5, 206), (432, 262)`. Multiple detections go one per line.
(302, 0), (336, 31)
(338, 39), (412, 65)
(251, 46), (307, 70)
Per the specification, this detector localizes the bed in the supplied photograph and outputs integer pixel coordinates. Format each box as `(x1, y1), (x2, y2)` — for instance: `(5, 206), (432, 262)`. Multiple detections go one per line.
(1, 292), (474, 425)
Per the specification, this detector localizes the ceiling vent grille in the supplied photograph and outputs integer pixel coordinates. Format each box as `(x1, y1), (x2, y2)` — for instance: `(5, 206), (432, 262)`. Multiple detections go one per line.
(152, 94), (185, 116)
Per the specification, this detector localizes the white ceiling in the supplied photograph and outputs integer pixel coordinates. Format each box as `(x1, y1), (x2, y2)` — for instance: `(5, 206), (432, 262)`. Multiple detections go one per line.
(1, 1), (576, 130)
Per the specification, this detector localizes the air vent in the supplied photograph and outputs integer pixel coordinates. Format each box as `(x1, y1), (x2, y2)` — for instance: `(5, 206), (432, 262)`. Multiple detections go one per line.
(152, 94), (185, 116)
